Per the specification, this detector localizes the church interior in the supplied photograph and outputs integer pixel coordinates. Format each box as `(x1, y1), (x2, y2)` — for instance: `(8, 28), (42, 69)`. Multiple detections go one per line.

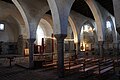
(0, 0), (120, 80)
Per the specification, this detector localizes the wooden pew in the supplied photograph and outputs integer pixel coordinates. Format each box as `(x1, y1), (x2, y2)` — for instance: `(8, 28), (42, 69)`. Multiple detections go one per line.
(65, 57), (84, 72)
(93, 58), (115, 79)
(81, 58), (98, 71)
(43, 57), (75, 69)
(65, 57), (98, 74)
(114, 56), (120, 67)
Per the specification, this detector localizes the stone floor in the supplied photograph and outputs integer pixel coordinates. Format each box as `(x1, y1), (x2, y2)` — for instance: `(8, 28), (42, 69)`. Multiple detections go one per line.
(0, 64), (119, 80)
(0, 56), (120, 80)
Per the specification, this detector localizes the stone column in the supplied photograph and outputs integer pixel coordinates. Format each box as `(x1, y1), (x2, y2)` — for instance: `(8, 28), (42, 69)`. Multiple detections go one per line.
(98, 41), (104, 57)
(54, 34), (67, 78)
(28, 38), (35, 69)
(113, 0), (120, 34)
(51, 33), (54, 52)
(17, 35), (24, 55)
(75, 42), (78, 59)
(78, 42), (80, 52)
(113, 42), (119, 55)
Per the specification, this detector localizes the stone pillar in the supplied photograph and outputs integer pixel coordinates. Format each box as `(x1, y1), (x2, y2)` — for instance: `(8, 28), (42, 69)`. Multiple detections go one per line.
(51, 33), (54, 52)
(113, 42), (119, 55)
(98, 41), (104, 57)
(118, 43), (120, 54)
(42, 38), (44, 53)
(54, 34), (67, 78)
(75, 42), (78, 58)
(113, 0), (120, 34)
(28, 38), (35, 69)
(17, 35), (24, 55)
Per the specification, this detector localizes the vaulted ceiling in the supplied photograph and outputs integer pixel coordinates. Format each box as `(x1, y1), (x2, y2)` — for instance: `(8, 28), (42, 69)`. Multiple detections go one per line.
(1, 0), (13, 4)
(1, 0), (114, 19)
(72, 0), (114, 19)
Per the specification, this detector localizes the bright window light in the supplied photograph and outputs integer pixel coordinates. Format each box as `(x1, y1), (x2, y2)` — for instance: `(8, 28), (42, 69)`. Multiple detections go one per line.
(84, 25), (89, 32)
(106, 21), (112, 31)
(81, 27), (84, 34)
(36, 25), (44, 45)
(0, 24), (4, 30)
(81, 24), (93, 33)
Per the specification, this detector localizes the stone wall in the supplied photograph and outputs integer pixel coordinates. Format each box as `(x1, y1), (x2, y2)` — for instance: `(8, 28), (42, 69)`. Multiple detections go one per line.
(0, 42), (17, 55)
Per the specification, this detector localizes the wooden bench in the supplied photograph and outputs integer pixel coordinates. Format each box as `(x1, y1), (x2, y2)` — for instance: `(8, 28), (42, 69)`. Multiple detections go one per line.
(43, 58), (74, 69)
(79, 58), (98, 75)
(93, 58), (115, 78)
(65, 57), (98, 74)
(114, 56), (120, 67)
(42, 59), (58, 69)
(65, 57), (84, 72)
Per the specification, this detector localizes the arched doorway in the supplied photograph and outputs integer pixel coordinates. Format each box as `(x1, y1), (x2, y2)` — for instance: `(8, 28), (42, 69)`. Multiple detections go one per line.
(80, 23), (95, 52)
(34, 17), (53, 54)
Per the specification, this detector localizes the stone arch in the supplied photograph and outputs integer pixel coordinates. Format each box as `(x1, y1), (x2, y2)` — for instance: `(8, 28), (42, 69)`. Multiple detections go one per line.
(10, 12), (27, 38)
(35, 18), (54, 45)
(6, 16), (21, 41)
(68, 16), (78, 43)
(12, 0), (30, 39)
(42, 14), (78, 43)
(68, 0), (104, 41)
(9, 15), (21, 36)
(47, 0), (75, 35)
(79, 20), (97, 39)
(79, 20), (97, 42)
(39, 18), (53, 37)
(13, 0), (50, 39)
(0, 15), (21, 42)
(65, 1), (106, 54)
(84, 0), (105, 41)
(78, 20), (97, 51)
(42, 14), (53, 29)
(0, 1), (26, 39)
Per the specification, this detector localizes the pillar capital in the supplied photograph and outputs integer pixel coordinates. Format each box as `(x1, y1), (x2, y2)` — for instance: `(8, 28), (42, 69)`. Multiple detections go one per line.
(27, 38), (36, 43)
(98, 41), (104, 57)
(54, 34), (67, 41)
(98, 41), (104, 46)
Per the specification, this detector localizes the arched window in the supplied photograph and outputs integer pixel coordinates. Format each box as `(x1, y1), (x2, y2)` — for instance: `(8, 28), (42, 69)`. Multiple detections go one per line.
(36, 25), (45, 45)
(106, 21), (112, 31)
(0, 23), (4, 31)
(105, 20), (113, 43)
